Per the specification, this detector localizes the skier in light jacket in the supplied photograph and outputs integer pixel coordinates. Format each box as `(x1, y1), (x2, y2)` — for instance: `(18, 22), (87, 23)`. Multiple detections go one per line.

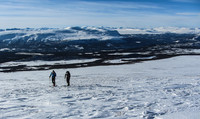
(49, 70), (57, 86)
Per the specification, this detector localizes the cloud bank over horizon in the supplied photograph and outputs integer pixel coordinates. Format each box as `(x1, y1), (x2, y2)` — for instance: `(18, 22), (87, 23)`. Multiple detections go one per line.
(0, 0), (199, 28)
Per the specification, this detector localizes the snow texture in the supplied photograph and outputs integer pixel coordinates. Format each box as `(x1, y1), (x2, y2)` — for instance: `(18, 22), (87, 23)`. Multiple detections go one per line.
(0, 56), (200, 119)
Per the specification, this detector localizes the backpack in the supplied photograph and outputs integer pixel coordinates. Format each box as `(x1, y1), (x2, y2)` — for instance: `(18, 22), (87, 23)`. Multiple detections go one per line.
(52, 72), (56, 78)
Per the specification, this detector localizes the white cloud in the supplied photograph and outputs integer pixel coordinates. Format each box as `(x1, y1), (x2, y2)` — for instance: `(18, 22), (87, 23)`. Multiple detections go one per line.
(176, 12), (200, 16)
(79, 1), (163, 9)
(0, 0), (199, 28)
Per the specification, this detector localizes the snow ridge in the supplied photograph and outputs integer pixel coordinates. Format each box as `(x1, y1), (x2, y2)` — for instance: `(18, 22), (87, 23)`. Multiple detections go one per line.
(116, 27), (200, 34)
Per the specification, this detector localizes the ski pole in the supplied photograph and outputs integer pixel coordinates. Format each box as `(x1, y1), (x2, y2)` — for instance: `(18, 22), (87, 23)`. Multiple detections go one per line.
(49, 77), (51, 86)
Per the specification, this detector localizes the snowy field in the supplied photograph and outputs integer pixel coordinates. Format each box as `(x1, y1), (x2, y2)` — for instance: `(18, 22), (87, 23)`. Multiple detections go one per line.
(0, 56), (200, 119)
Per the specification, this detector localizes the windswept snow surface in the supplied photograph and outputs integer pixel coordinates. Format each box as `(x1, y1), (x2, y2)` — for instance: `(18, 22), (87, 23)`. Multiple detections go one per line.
(1, 56), (200, 119)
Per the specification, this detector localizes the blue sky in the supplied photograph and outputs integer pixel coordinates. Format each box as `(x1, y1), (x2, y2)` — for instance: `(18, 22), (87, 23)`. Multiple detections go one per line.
(0, 0), (199, 28)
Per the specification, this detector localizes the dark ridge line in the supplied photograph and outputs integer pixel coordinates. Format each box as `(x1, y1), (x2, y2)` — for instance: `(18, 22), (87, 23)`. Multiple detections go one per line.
(1, 54), (200, 73)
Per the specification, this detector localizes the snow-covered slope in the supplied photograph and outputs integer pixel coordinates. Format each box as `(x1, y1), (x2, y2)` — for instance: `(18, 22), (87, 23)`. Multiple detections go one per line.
(116, 27), (200, 34)
(0, 56), (200, 118)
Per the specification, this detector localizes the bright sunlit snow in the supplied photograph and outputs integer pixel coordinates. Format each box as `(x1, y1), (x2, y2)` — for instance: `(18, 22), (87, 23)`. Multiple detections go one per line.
(0, 56), (200, 118)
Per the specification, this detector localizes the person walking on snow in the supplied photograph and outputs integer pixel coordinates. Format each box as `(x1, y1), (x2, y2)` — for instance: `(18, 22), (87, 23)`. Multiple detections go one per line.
(49, 70), (57, 86)
(65, 71), (71, 86)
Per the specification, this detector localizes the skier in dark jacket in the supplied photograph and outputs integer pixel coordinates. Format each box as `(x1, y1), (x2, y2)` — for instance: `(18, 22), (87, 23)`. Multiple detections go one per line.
(49, 70), (56, 86)
(65, 71), (71, 86)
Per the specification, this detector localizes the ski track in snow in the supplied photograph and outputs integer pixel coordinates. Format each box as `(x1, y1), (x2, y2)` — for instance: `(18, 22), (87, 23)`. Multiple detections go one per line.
(1, 56), (200, 119)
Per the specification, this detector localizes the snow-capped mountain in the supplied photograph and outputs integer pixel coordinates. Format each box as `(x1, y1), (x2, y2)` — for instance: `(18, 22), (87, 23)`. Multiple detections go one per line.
(1, 26), (200, 68)
(0, 26), (120, 43)
(116, 27), (200, 34)
(0, 26), (200, 52)
(0, 26), (122, 52)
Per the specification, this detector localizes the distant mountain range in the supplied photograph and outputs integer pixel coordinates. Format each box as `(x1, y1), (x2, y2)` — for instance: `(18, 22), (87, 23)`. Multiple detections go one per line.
(1, 26), (200, 71)
(0, 26), (200, 53)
